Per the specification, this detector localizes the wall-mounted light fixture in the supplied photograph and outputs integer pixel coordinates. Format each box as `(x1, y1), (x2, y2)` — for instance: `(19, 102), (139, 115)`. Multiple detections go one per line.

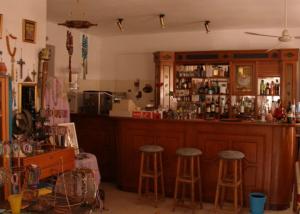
(117, 18), (124, 32)
(204, 20), (210, 33)
(159, 14), (166, 29)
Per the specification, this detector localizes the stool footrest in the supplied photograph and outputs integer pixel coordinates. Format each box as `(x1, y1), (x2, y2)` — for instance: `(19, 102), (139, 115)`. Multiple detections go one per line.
(219, 180), (242, 187)
(178, 177), (200, 183)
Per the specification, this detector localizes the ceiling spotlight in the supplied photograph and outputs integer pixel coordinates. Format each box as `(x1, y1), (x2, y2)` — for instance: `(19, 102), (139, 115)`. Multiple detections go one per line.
(159, 14), (166, 29)
(117, 18), (124, 32)
(204, 20), (210, 33)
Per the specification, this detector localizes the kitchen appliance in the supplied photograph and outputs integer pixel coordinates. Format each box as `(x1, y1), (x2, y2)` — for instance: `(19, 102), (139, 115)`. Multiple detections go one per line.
(82, 91), (112, 115)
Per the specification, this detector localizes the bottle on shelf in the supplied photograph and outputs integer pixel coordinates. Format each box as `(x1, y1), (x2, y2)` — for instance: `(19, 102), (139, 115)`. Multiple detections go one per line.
(270, 81), (275, 96)
(265, 82), (270, 95)
(260, 80), (265, 95)
(275, 79), (280, 95)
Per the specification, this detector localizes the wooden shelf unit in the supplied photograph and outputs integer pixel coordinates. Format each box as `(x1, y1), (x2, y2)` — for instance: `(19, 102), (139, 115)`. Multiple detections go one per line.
(154, 49), (299, 118)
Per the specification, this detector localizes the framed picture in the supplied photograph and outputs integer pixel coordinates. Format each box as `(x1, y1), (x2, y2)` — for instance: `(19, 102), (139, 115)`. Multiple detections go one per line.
(23, 19), (36, 43)
(0, 14), (2, 39)
(58, 122), (79, 155)
(233, 63), (256, 95)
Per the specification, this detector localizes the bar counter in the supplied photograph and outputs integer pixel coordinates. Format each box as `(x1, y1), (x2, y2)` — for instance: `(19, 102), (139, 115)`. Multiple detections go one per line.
(71, 114), (297, 210)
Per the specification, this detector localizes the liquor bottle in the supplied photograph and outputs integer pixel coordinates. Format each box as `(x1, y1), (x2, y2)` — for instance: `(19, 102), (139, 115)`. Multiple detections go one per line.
(270, 81), (275, 96)
(265, 82), (270, 95)
(275, 79), (280, 95)
(240, 100), (245, 114)
(208, 80), (213, 95)
(286, 101), (293, 123)
(260, 80), (265, 95)
(211, 98), (216, 113)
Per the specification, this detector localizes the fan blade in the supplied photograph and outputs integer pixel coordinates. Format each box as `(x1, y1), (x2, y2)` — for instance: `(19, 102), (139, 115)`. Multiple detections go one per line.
(294, 36), (300, 39)
(245, 32), (279, 38)
(266, 43), (282, 53)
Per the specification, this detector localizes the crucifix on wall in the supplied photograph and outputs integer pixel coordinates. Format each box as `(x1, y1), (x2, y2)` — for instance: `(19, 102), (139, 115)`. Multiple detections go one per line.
(17, 51), (25, 79)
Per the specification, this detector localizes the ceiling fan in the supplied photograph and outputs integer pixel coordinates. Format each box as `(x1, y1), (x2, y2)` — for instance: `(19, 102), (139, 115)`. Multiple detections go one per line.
(245, 0), (300, 43)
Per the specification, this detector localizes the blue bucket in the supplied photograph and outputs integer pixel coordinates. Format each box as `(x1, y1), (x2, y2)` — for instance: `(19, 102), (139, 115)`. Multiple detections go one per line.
(249, 192), (266, 214)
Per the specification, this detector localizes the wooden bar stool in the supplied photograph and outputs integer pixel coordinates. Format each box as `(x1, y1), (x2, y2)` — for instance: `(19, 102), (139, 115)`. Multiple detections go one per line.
(138, 145), (165, 206)
(173, 147), (203, 213)
(214, 150), (245, 213)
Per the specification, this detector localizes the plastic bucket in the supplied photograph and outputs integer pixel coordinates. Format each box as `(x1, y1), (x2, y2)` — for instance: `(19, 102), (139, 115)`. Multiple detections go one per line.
(8, 194), (22, 214)
(249, 192), (266, 214)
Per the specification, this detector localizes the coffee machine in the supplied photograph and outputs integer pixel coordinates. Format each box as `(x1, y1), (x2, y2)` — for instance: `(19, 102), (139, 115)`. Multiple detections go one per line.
(82, 91), (112, 115)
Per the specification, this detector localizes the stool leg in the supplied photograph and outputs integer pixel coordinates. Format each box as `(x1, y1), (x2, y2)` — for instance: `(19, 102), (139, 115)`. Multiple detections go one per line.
(159, 152), (165, 198)
(154, 152), (158, 206)
(190, 156), (195, 213)
(214, 159), (223, 209)
(145, 154), (150, 195)
(234, 160), (238, 211)
(239, 160), (243, 208)
(181, 157), (188, 201)
(197, 156), (203, 208)
(220, 160), (228, 208)
(138, 152), (145, 197)
(173, 156), (181, 211)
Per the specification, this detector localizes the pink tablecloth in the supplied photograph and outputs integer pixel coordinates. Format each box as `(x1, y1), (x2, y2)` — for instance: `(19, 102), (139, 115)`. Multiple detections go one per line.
(75, 153), (101, 187)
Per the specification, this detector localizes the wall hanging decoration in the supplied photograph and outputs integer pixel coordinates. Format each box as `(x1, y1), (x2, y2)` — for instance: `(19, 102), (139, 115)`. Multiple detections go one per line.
(31, 64), (37, 82)
(0, 14), (2, 39)
(38, 48), (50, 109)
(66, 31), (73, 83)
(5, 33), (17, 81)
(23, 19), (36, 43)
(17, 49), (25, 79)
(81, 34), (88, 79)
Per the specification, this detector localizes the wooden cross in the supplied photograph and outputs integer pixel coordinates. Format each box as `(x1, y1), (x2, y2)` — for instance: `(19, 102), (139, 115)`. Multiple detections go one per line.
(17, 58), (25, 79)
(31, 66), (37, 82)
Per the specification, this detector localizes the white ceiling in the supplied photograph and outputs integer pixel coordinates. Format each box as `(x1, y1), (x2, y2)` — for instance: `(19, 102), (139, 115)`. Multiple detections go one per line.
(47, 0), (300, 37)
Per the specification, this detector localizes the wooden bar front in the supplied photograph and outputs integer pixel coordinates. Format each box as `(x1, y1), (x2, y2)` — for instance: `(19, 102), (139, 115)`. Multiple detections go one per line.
(113, 117), (296, 210)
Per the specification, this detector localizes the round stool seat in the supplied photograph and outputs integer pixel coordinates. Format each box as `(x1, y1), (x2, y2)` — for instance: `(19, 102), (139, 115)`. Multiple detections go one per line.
(218, 150), (245, 160)
(176, 147), (202, 156)
(139, 145), (164, 153)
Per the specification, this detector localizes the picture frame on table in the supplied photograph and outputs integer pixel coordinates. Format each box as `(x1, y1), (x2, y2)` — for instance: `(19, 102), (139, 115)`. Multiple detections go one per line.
(58, 122), (79, 155)
(22, 19), (36, 43)
(0, 14), (3, 39)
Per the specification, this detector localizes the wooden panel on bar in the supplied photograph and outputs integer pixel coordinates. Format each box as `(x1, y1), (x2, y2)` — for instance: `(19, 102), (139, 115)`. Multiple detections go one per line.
(113, 117), (296, 210)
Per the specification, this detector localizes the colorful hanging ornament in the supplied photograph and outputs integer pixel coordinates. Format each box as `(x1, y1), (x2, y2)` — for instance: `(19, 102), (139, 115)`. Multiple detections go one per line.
(66, 30), (73, 83)
(82, 34), (88, 79)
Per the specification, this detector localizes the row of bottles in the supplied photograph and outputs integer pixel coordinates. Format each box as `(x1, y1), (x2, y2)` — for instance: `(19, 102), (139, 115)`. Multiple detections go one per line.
(259, 79), (280, 96)
(176, 64), (230, 78)
(194, 79), (228, 95)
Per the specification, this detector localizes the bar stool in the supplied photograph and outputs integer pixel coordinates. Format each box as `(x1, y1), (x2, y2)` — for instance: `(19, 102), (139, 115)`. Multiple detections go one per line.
(214, 150), (245, 213)
(173, 147), (203, 213)
(138, 144), (165, 206)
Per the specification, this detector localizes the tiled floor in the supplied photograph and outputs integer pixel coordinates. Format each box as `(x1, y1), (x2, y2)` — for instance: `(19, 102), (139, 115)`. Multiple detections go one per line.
(101, 182), (294, 214)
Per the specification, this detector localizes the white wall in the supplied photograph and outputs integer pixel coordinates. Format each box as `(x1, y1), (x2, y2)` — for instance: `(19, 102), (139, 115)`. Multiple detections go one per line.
(0, 0), (47, 110)
(0, 0), (47, 80)
(47, 22), (300, 107)
(46, 21), (102, 91)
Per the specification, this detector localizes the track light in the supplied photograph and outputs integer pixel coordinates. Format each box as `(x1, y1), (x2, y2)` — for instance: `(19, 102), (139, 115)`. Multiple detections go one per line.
(117, 18), (124, 32)
(159, 14), (166, 29)
(204, 20), (210, 33)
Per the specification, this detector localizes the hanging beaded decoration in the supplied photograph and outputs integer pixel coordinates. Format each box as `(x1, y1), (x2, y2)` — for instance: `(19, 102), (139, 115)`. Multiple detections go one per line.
(66, 31), (73, 83)
(82, 34), (88, 80)
(5, 34), (17, 81)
